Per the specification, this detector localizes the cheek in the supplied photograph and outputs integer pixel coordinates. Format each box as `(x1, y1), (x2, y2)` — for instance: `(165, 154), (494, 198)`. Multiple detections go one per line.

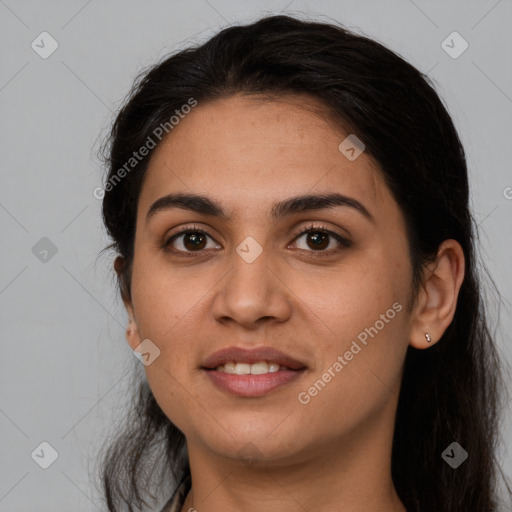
(289, 255), (410, 414)
(289, 253), (408, 341)
(292, 309), (409, 445)
(140, 327), (204, 435)
(130, 258), (207, 341)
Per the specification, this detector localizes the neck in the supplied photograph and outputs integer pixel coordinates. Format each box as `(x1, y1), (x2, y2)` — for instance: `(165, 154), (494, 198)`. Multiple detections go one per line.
(180, 406), (406, 512)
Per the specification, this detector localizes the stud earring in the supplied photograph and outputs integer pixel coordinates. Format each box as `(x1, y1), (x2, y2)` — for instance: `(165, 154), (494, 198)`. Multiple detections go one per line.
(425, 333), (432, 343)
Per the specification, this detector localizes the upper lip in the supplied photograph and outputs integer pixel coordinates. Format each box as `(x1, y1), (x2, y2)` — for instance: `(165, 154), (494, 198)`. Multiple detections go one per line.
(202, 346), (306, 370)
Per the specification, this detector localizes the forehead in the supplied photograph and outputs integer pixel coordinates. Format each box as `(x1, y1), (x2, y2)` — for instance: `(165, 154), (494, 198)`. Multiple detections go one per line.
(137, 94), (390, 222)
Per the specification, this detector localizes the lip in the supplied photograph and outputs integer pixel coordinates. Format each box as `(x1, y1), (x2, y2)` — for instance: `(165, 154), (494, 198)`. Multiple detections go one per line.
(201, 346), (306, 370)
(204, 368), (305, 397)
(201, 346), (307, 398)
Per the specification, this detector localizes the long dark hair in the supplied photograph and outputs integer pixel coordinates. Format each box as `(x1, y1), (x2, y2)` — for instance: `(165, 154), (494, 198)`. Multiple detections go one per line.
(96, 14), (511, 511)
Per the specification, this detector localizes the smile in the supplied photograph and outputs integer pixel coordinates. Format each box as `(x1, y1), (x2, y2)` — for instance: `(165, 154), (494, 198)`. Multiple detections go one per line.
(214, 361), (293, 374)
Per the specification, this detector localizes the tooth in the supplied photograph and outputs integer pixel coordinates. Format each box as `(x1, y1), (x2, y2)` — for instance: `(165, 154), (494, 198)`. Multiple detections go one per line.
(214, 361), (289, 374)
(234, 363), (251, 375)
(250, 362), (269, 374)
(224, 362), (236, 374)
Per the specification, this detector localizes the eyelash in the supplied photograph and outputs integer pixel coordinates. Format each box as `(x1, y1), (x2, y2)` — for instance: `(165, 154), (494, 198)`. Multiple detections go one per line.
(162, 223), (351, 258)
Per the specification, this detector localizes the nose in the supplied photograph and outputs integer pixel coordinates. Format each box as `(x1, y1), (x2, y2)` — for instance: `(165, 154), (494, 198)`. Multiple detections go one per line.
(212, 247), (292, 330)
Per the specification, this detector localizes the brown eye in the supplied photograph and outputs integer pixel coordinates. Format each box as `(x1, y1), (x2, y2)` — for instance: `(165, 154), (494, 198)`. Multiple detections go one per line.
(182, 232), (207, 251)
(163, 228), (220, 253)
(292, 225), (350, 254)
(304, 231), (330, 250)
(163, 224), (350, 257)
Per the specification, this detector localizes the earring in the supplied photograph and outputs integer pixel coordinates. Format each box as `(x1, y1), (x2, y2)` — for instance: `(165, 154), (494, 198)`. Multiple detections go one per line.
(425, 333), (432, 343)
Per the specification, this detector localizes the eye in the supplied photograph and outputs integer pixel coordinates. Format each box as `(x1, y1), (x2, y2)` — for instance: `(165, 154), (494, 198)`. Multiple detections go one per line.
(162, 223), (350, 256)
(290, 223), (350, 255)
(162, 225), (220, 254)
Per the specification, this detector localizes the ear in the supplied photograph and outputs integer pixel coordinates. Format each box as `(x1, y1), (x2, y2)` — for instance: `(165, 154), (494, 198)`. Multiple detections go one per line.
(114, 255), (142, 351)
(409, 239), (465, 349)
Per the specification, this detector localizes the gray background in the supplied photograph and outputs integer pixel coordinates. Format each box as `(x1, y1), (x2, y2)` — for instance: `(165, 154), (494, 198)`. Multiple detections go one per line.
(1, 0), (511, 510)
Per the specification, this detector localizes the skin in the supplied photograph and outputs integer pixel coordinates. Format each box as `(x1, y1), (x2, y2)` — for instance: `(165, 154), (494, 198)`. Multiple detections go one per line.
(117, 94), (465, 512)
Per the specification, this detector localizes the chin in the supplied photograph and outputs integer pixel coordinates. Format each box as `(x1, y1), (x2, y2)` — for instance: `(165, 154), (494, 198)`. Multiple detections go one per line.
(220, 439), (303, 466)
(194, 418), (309, 465)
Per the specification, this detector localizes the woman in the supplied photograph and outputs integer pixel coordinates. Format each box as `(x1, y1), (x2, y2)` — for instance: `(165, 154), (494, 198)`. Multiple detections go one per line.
(97, 14), (510, 512)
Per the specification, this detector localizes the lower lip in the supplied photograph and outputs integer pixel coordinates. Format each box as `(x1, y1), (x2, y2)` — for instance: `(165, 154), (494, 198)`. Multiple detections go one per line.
(203, 368), (305, 397)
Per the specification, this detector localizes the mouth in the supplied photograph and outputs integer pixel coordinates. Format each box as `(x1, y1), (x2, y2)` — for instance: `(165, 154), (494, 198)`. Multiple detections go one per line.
(210, 361), (297, 374)
(201, 346), (307, 397)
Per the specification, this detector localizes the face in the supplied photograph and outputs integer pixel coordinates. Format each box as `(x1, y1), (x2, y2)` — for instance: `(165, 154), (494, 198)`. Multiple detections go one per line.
(125, 94), (416, 465)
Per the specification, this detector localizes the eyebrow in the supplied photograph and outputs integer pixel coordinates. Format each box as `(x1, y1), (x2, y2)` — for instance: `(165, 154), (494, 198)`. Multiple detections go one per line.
(146, 192), (374, 224)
